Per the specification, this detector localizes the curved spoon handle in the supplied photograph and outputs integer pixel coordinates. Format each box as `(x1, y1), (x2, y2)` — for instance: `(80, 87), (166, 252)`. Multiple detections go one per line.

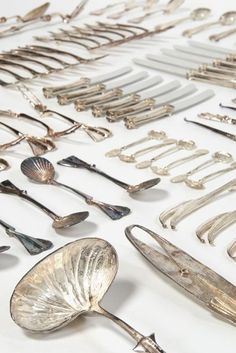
(209, 27), (236, 42)
(183, 20), (217, 37)
(200, 164), (236, 184)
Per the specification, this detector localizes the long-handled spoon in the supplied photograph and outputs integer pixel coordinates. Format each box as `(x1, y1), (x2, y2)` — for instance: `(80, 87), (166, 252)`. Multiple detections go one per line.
(10, 238), (167, 353)
(0, 219), (52, 255)
(151, 149), (209, 176)
(209, 26), (236, 42)
(136, 140), (196, 169)
(155, 8), (211, 33)
(183, 11), (236, 38)
(21, 157), (131, 220)
(128, 0), (184, 24)
(119, 138), (176, 163)
(171, 151), (233, 183)
(0, 180), (88, 229)
(185, 162), (236, 190)
(57, 156), (161, 193)
(105, 130), (166, 157)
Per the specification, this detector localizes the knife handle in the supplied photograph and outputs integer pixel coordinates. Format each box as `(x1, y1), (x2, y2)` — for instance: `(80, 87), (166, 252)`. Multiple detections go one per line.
(187, 70), (236, 89)
(124, 105), (173, 129)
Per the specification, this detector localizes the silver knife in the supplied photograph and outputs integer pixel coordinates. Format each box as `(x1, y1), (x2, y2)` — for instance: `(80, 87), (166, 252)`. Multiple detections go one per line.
(124, 89), (215, 128)
(59, 71), (148, 105)
(107, 84), (197, 121)
(92, 80), (181, 117)
(134, 57), (236, 88)
(161, 48), (213, 64)
(43, 66), (133, 98)
(188, 40), (236, 55)
(174, 44), (227, 59)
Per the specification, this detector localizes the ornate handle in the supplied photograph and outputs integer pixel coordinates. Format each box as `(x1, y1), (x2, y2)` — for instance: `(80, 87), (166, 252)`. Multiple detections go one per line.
(209, 27), (236, 42)
(57, 84), (105, 105)
(75, 89), (122, 112)
(187, 70), (236, 88)
(43, 78), (90, 98)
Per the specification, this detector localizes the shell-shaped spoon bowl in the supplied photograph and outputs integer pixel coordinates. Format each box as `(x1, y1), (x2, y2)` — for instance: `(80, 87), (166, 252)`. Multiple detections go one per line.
(21, 156), (55, 183)
(10, 238), (118, 332)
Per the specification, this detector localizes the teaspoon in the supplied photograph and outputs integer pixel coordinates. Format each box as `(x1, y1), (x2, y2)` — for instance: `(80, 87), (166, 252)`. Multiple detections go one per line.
(0, 180), (88, 229)
(155, 8), (211, 33)
(0, 218), (52, 255)
(183, 11), (236, 38)
(171, 151), (233, 183)
(57, 156), (161, 193)
(21, 157), (131, 220)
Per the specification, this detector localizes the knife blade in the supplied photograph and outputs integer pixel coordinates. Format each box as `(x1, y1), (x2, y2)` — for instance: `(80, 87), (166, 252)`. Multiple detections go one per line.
(188, 40), (236, 55)
(133, 58), (186, 77)
(161, 48), (212, 64)
(147, 54), (199, 70)
(174, 44), (227, 59)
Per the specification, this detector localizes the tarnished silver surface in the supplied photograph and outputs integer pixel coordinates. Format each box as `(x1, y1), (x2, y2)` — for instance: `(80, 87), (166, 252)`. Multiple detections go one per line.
(10, 237), (167, 353)
(125, 224), (236, 325)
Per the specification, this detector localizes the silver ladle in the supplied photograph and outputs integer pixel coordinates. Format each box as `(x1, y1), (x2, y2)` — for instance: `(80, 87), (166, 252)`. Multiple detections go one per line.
(21, 157), (131, 220)
(10, 237), (167, 353)
(183, 11), (236, 38)
(0, 180), (89, 229)
(57, 155), (161, 193)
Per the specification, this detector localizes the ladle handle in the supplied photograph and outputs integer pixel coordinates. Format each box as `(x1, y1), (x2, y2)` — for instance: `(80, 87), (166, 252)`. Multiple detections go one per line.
(182, 20), (218, 37)
(53, 180), (130, 220)
(97, 306), (167, 353)
(58, 156), (130, 190)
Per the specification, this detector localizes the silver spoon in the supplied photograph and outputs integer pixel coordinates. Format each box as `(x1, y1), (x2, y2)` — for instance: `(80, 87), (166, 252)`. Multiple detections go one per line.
(155, 8), (211, 33)
(185, 161), (236, 189)
(0, 245), (10, 253)
(183, 11), (236, 38)
(136, 140), (196, 169)
(128, 0), (185, 24)
(171, 151), (233, 183)
(10, 238), (166, 353)
(105, 130), (166, 158)
(151, 149), (209, 176)
(21, 157), (131, 220)
(57, 156), (161, 193)
(0, 180), (88, 229)
(0, 219), (52, 255)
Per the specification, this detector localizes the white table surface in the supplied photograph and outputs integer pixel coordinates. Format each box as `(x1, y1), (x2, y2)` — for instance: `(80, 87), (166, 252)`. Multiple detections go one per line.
(0, 1), (236, 352)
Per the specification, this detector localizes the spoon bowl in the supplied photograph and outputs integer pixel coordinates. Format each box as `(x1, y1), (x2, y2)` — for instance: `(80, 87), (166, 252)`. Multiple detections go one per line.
(53, 212), (89, 229)
(127, 178), (161, 193)
(0, 158), (9, 171)
(21, 156), (55, 183)
(0, 245), (10, 253)
(219, 11), (236, 25)
(191, 8), (211, 21)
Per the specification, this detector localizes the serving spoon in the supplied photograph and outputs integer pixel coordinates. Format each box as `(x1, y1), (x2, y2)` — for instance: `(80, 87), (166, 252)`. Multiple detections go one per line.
(0, 218), (52, 255)
(155, 8), (211, 33)
(0, 180), (88, 229)
(10, 237), (167, 353)
(21, 157), (131, 220)
(183, 11), (236, 38)
(57, 156), (161, 193)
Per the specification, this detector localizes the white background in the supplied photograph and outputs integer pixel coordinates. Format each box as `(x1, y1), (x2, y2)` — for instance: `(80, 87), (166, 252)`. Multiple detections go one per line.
(0, 1), (236, 352)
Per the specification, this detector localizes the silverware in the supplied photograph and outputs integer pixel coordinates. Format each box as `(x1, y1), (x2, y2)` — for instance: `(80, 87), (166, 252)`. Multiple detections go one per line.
(21, 157), (131, 220)
(196, 211), (236, 245)
(14, 85), (112, 142)
(10, 237), (167, 353)
(228, 241), (236, 261)
(0, 180), (89, 229)
(199, 112), (236, 125)
(43, 66), (132, 98)
(106, 130), (166, 157)
(0, 219), (52, 255)
(119, 138), (176, 163)
(159, 178), (236, 230)
(154, 8), (211, 33)
(90, 2), (127, 16)
(183, 11), (236, 38)
(125, 224), (236, 325)
(210, 26), (236, 42)
(128, 0), (185, 24)
(184, 118), (236, 142)
(151, 149), (209, 176)
(57, 155), (161, 193)
(185, 162), (236, 190)
(136, 140), (196, 169)
(0, 120), (55, 155)
(171, 151), (233, 183)
(97, 80), (180, 119)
